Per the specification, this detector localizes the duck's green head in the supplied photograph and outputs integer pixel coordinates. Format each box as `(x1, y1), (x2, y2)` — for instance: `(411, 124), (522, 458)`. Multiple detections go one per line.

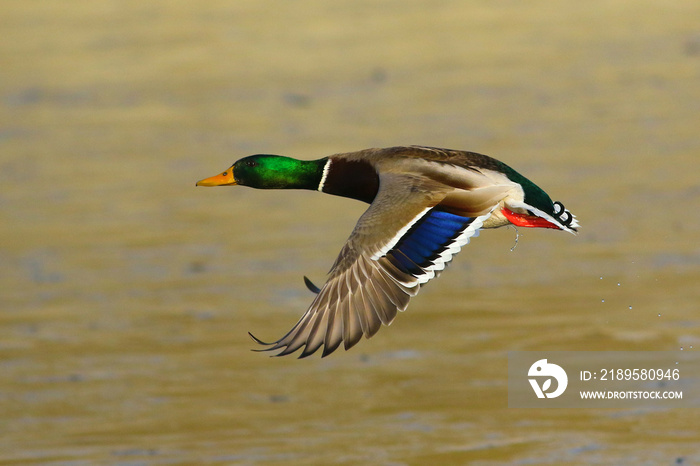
(196, 154), (325, 190)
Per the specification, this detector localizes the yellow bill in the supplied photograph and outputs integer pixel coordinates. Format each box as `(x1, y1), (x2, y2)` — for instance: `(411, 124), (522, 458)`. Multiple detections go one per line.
(196, 167), (236, 187)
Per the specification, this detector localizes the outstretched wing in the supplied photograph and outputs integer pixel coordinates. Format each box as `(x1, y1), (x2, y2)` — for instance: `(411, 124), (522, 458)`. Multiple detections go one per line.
(250, 172), (494, 358)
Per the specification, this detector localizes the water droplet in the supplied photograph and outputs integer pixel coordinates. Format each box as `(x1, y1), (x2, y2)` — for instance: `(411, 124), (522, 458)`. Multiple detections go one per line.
(617, 282), (621, 286)
(658, 313), (661, 317)
(601, 299), (605, 303)
(628, 306), (632, 310)
(600, 276), (603, 279)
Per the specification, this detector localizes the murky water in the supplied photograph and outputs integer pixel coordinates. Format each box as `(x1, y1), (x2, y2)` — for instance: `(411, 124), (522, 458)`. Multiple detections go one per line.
(2, 1), (699, 464)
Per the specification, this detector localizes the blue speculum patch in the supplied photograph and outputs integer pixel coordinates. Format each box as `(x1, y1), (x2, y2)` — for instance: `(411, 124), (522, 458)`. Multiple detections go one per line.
(387, 209), (475, 276)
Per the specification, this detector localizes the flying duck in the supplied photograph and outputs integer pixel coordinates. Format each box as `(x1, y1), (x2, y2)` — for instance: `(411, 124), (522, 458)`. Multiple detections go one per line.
(196, 146), (578, 358)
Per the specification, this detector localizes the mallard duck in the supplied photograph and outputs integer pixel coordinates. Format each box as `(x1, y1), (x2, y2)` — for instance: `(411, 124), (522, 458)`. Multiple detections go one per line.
(196, 146), (578, 358)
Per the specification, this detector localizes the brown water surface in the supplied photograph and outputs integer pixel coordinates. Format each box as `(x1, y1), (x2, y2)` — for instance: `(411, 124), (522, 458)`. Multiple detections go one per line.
(1, 1), (699, 464)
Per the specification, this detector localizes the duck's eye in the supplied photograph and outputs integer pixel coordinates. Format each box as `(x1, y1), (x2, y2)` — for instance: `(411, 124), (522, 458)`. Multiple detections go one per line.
(245, 160), (258, 167)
